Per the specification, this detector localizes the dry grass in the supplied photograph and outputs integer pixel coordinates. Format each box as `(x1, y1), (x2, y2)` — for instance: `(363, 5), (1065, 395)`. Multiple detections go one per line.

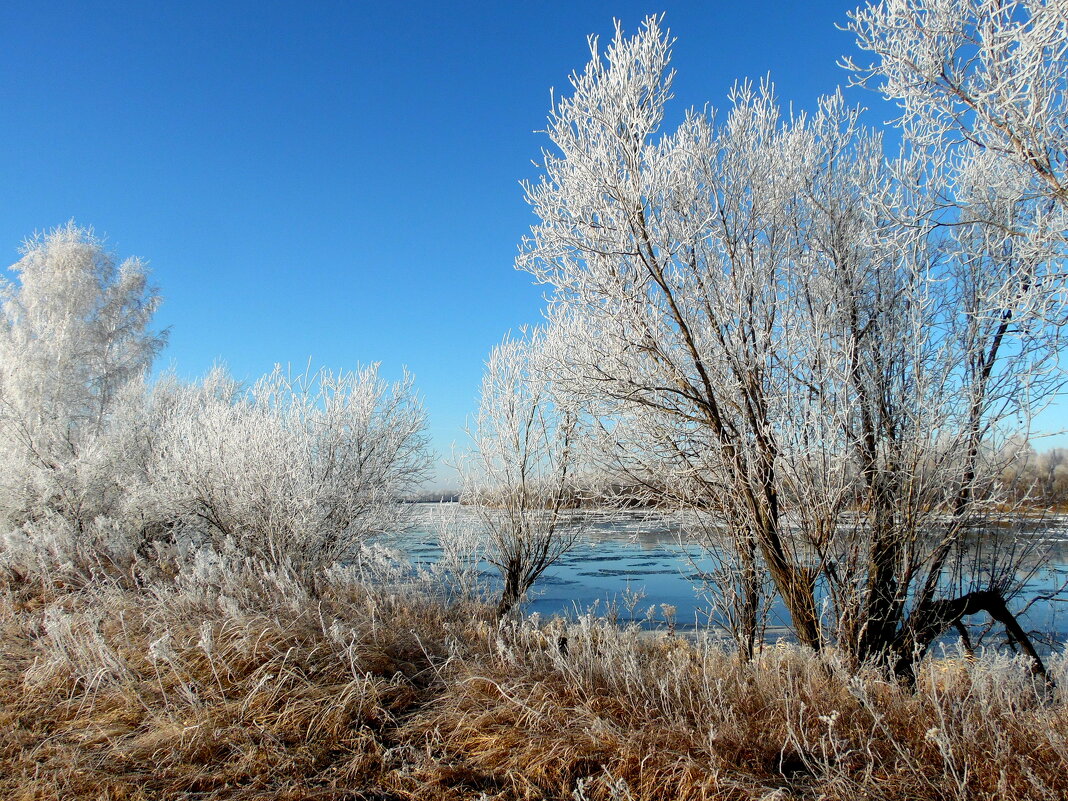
(0, 566), (487, 801)
(410, 619), (1068, 800)
(1, 561), (1066, 800)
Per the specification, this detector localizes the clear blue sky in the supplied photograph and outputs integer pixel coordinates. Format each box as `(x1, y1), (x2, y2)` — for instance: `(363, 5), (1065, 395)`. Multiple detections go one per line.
(1, 1), (1064, 487)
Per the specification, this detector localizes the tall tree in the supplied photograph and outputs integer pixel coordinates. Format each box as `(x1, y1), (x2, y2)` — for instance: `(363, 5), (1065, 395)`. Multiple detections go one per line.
(0, 223), (165, 528)
(846, 0), (1068, 672)
(518, 16), (1065, 675)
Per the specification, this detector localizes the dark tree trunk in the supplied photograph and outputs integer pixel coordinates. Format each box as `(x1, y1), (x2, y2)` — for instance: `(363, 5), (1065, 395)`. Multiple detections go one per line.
(893, 589), (1048, 683)
(496, 567), (524, 619)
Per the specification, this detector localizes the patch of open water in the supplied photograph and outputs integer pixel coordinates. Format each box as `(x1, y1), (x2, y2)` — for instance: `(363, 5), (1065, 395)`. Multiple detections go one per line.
(391, 504), (1068, 653)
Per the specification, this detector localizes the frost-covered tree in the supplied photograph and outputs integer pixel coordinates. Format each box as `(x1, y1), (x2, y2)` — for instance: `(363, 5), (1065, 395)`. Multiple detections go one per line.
(843, 0), (1068, 670)
(518, 17), (1065, 674)
(845, 0), (1068, 210)
(457, 330), (582, 617)
(519, 19), (858, 656)
(1004, 446), (1068, 503)
(0, 223), (165, 529)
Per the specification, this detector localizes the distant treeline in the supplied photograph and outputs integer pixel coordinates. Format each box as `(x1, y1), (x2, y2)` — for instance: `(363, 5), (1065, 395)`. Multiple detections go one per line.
(1001, 447), (1068, 507)
(407, 490), (461, 504)
(431, 446), (1068, 512)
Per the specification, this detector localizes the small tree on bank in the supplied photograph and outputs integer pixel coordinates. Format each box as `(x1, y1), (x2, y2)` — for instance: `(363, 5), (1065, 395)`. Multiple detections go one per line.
(458, 331), (581, 618)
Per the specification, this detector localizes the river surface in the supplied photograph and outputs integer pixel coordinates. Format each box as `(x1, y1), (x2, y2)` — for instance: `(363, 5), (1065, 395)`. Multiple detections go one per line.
(391, 504), (1068, 653)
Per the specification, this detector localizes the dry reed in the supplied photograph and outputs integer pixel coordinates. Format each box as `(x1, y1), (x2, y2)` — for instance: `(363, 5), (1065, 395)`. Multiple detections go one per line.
(1, 559), (1066, 800)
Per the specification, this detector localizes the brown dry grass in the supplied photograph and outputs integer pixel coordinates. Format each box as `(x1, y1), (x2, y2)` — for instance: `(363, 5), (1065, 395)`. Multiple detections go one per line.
(1, 565), (1066, 801)
(410, 621), (1068, 800)
(0, 570), (487, 801)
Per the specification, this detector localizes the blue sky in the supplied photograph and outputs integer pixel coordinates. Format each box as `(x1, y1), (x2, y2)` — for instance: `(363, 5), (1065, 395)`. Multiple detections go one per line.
(2, 1), (1064, 486)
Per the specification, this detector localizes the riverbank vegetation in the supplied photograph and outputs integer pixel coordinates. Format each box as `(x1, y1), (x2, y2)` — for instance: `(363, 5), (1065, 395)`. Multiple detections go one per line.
(2, 549), (1068, 800)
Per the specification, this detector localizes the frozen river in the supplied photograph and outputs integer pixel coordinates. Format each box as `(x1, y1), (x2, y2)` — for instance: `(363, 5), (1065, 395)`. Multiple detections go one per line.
(392, 504), (1068, 652)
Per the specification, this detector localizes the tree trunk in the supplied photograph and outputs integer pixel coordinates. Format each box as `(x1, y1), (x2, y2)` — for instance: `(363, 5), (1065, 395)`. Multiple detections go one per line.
(496, 566), (524, 619)
(893, 589), (1048, 683)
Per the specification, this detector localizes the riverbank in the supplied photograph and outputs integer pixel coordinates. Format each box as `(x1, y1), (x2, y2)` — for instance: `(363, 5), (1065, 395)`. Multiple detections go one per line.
(2, 557), (1066, 801)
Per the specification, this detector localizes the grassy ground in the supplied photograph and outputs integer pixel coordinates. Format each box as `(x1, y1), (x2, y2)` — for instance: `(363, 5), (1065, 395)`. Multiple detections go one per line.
(2, 561), (1067, 800)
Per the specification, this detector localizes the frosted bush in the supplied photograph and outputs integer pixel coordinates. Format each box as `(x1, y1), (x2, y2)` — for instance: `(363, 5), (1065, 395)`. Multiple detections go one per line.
(422, 502), (487, 601)
(132, 364), (431, 574)
(25, 603), (133, 691)
(0, 510), (142, 583)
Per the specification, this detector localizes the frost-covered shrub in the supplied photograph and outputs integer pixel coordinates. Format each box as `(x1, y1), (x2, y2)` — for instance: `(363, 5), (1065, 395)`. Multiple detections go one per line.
(132, 364), (431, 573)
(1, 514), (117, 584)
(0, 224), (431, 582)
(458, 331), (583, 617)
(413, 503), (487, 603)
